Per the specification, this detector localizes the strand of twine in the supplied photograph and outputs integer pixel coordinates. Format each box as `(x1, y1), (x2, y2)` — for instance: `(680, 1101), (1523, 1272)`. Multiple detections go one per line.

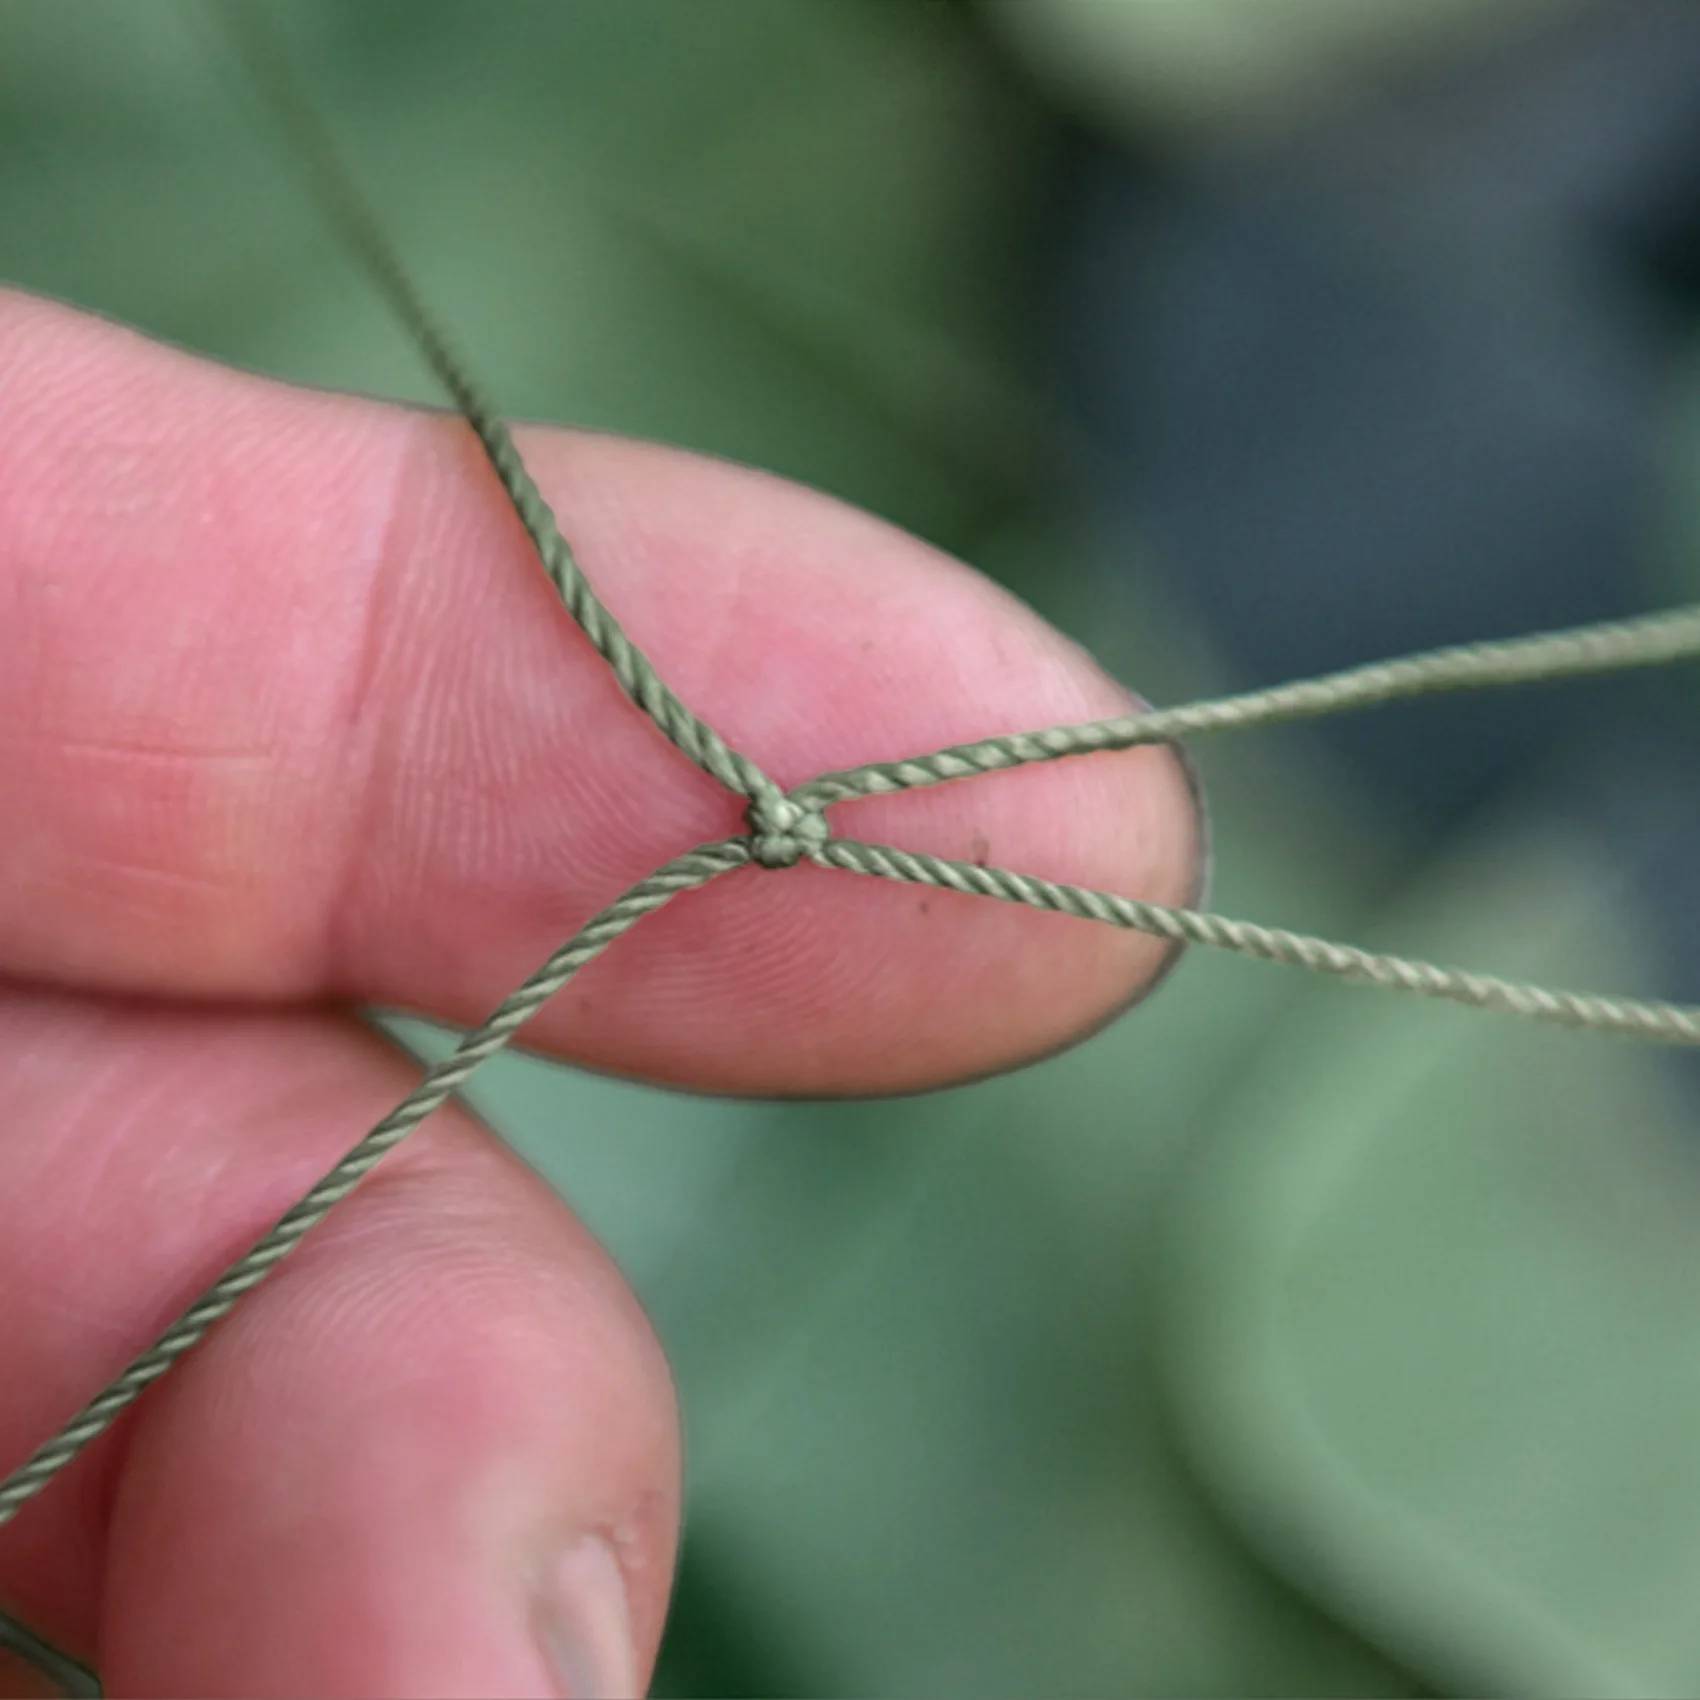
(813, 842), (1700, 1043)
(0, 1611), (98, 1700)
(4, 14), (1700, 1687)
(0, 844), (748, 1532)
(221, 8), (777, 809)
(792, 605), (1700, 808)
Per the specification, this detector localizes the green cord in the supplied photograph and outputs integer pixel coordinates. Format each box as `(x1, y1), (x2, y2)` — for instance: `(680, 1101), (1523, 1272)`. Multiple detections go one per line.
(4, 7), (1700, 1690)
(0, 1605), (100, 1697)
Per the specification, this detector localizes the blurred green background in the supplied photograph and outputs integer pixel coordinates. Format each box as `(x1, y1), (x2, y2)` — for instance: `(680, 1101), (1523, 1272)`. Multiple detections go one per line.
(7, 2), (1700, 1694)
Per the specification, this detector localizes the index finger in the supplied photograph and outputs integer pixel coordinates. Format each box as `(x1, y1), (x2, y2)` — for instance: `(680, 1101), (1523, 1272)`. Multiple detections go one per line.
(0, 290), (1202, 1095)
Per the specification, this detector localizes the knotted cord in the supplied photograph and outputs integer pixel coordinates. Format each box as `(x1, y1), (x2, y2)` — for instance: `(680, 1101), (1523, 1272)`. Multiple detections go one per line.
(4, 14), (1700, 1691)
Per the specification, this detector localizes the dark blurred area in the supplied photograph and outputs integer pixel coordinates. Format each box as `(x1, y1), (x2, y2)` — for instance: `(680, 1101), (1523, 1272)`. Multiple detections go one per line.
(5, 2), (1700, 1693)
(1048, 0), (1700, 1011)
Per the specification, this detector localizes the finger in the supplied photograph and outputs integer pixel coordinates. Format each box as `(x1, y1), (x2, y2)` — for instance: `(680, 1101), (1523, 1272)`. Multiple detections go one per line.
(0, 983), (678, 1697)
(0, 289), (1201, 1094)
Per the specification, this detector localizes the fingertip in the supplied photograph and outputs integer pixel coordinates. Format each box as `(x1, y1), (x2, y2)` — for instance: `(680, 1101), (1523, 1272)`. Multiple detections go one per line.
(0, 285), (1206, 1094)
(92, 1036), (680, 1698)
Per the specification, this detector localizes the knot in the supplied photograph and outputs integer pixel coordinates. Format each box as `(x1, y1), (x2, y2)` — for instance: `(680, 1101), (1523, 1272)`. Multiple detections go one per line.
(746, 792), (830, 869)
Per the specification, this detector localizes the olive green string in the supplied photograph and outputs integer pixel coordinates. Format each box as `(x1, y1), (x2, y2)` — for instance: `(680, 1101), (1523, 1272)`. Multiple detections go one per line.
(219, 7), (777, 809)
(792, 604), (1700, 809)
(0, 1610), (100, 1700)
(5, 14), (1700, 1692)
(0, 844), (750, 1537)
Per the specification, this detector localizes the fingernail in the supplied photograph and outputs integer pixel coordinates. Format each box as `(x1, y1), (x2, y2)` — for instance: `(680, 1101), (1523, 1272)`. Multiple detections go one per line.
(539, 1534), (641, 1699)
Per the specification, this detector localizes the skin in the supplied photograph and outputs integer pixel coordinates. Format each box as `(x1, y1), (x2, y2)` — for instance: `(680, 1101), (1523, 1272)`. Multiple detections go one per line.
(0, 289), (1201, 1697)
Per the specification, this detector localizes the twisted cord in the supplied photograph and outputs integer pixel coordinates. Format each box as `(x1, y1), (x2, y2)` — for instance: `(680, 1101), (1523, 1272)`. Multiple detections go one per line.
(0, 842), (749, 1530)
(0, 1611), (98, 1698)
(221, 6), (779, 807)
(793, 603), (1700, 809)
(7, 15), (1700, 1693)
(813, 838), (1700, 1044)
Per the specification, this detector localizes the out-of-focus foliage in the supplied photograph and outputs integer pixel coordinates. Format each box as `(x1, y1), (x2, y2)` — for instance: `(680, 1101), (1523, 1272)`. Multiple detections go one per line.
(985, 0), (1571, 142)
(6, 3), (1700, 1695)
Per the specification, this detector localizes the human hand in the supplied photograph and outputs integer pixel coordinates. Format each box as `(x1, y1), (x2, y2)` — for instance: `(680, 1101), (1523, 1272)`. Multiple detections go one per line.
(0, 290), (1201, 1697)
